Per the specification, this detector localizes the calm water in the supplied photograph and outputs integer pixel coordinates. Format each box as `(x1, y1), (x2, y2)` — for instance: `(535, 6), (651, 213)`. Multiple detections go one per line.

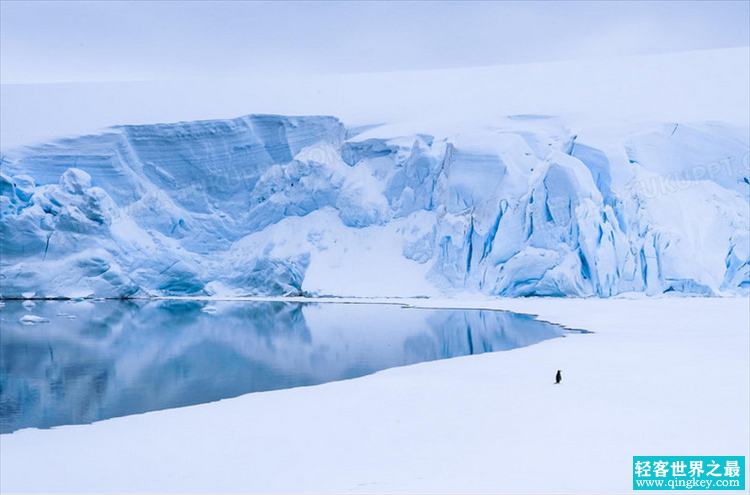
(0, 299), (572, 433)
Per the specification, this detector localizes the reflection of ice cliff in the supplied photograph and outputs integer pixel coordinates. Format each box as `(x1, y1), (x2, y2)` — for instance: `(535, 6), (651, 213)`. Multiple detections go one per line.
(0, 300), (565, 432)
(1, 115), (748, 298)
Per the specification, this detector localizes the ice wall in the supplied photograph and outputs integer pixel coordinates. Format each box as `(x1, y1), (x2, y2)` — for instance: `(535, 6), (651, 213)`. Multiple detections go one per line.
(1, 115), (747, 298)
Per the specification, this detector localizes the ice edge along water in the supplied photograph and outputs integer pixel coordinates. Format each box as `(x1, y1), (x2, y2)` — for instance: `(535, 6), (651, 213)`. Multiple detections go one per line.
(0, 298), (578, 434)
(1, 297), (748, 494)
(1, 114), (748, 299)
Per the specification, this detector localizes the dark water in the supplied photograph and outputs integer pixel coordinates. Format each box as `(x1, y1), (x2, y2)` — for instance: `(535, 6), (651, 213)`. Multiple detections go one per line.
(0, 299), (572, 433)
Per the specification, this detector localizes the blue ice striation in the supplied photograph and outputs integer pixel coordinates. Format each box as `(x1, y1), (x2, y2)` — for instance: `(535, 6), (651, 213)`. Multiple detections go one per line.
(1, 115), (748, 298)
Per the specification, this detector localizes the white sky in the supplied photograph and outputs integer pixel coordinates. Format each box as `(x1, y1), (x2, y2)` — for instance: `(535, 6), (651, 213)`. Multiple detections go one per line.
(1, 0), (749, 84)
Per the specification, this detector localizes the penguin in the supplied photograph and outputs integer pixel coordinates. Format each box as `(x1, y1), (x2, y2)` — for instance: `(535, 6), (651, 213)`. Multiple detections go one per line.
(555, 370), (562, 384)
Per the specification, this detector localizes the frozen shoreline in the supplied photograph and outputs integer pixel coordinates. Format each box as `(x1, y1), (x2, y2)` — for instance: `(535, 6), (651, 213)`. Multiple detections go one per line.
(1, 296), (748, 493)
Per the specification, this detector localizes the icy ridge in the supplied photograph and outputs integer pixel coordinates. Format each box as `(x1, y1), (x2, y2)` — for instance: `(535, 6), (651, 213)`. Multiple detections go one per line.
(1, 114), (748, 298)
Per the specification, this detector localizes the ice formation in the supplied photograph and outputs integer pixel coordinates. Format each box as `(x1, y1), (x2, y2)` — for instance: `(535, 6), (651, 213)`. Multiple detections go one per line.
(1, 115), (748, 298)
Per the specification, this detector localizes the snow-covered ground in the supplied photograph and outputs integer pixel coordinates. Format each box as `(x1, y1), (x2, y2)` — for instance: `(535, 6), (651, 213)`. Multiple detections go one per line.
(1, 296), (747, 494)
(2, 47), (748, 150)
(1, 44), (748, 493)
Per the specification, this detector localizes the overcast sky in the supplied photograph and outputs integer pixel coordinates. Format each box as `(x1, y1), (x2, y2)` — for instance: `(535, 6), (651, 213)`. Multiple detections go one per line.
(1, 0), (748, 84)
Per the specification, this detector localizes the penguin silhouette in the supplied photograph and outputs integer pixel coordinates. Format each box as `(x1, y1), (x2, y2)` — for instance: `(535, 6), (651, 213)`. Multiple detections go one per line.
(555, 370), (562, 384)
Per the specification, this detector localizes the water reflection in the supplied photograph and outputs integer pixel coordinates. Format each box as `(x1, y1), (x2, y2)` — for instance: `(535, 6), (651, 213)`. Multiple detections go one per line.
(0, 300), (569, 433)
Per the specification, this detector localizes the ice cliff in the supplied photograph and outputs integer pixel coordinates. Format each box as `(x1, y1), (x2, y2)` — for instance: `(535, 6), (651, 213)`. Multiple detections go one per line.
(1, 114), (748, 298)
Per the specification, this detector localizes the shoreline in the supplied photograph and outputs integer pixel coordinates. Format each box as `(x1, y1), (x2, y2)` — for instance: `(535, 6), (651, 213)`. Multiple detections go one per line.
(2, 297), (747, 493)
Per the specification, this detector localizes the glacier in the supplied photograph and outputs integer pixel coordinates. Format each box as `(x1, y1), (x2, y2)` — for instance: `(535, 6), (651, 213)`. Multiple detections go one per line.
(1, 114), (748, 298)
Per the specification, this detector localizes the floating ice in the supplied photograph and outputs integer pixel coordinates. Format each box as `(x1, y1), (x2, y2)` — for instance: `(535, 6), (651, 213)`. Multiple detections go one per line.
(19, 315), (50, 325)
